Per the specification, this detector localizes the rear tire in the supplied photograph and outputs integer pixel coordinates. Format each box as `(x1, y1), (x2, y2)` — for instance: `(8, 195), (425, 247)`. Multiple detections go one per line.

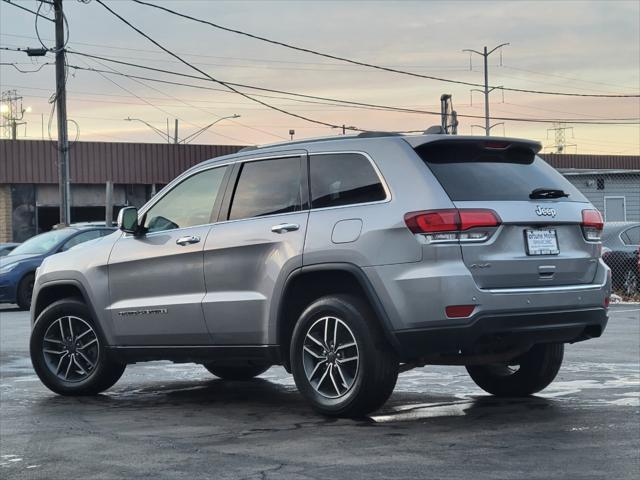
(203, 364), (270, 380)
(17, 273), (35, 311)
(466, 343), (564, 397)
(290, 294), (398, 417)
(30, 298), (126, 395)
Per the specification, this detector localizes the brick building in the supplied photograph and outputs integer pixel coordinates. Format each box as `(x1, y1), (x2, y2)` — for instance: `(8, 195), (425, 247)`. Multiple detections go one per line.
(0, 139), (638, 242)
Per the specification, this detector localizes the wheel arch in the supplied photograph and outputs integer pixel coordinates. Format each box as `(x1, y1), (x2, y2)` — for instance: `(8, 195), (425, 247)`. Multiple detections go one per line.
(275, 263), (399, 371)
(33, 280), (96, 326)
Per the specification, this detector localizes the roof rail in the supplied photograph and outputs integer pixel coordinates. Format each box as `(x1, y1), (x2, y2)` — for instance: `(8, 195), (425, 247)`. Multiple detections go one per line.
(423, 125), (445, 134)
(356, 131), (403, 138)
(237, 145), (258, 153)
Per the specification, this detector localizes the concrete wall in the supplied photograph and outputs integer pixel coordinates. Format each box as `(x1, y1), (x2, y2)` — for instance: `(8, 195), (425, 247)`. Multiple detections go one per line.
(0, 184), (12, 243)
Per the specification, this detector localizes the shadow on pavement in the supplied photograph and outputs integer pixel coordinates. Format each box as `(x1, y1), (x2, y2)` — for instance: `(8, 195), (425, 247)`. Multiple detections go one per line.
(31, 376), (561, 427)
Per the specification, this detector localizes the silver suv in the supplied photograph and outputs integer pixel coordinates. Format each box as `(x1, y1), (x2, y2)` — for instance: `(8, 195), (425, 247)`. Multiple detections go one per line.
(29, 133), (610, 417)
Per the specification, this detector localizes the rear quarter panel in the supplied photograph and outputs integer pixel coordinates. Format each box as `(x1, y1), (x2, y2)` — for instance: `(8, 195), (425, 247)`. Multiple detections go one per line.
(303, 138), (454, 267)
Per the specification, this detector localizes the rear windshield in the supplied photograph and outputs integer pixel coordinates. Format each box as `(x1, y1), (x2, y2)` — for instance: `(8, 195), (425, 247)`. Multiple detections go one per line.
(415, 142), (586, 202)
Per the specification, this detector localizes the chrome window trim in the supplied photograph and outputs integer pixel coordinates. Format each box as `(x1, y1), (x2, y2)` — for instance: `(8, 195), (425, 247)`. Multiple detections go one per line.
(226, 154), (306, 222)
(135, 150), (390, 232)
(136, 153), (305, 235)
(214, 209), (308, 227)
(482, 278), (607, 294)
(307, 151), (392, 212)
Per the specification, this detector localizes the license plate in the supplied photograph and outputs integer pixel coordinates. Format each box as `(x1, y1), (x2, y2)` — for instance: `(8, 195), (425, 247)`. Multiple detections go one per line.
(525, 229), (559, 255)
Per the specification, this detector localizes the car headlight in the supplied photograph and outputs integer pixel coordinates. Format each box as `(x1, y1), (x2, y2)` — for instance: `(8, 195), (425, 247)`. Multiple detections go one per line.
(0, 263), (18, 274)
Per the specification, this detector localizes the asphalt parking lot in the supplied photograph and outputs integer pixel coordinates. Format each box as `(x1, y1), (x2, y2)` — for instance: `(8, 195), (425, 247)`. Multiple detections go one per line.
(1, 305), (638, 480)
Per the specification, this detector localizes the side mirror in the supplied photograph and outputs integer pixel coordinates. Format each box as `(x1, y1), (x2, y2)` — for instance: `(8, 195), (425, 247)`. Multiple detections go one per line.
(117, 207), (141, 235)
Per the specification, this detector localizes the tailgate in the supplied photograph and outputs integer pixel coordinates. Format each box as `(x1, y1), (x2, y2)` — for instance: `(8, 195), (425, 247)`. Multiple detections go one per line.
(414, 138), (600, 289)
(453, 200), (599, 288)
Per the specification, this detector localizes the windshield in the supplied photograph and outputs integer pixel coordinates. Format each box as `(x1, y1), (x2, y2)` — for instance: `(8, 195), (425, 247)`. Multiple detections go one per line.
(9, 230), (74, 256)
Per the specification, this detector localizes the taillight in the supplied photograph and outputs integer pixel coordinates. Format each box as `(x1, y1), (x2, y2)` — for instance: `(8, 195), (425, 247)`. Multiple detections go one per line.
(581, 209), (603, 241)
(445, 305), (476, 318)
(404, 209), (501, 243)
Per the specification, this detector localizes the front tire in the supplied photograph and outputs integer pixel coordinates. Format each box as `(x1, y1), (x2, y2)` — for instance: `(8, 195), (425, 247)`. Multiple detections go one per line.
(16, 273), (35, 311)
(30, 298), (126, 395)
(290, 295), (398, 417)
(466, 343), (564, 397)
(203, 364), (270, 380)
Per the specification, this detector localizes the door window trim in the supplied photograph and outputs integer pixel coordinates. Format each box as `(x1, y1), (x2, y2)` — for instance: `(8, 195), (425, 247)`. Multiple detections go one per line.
(307, 151), (391, 212)
(221, 154), (308, 222)
(136, 163), (233, 236)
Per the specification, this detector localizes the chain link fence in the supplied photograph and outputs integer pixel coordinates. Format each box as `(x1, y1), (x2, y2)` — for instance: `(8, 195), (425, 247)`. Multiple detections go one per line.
(560, 168), (640, 302)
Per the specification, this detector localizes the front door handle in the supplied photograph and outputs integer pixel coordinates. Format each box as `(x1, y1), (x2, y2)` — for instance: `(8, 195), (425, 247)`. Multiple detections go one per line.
(271, 223), (300, 234)
(176, 235), (201, 246)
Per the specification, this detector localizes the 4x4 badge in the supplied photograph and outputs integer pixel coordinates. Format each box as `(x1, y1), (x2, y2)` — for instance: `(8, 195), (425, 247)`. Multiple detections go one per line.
(535, 206), (557, 217)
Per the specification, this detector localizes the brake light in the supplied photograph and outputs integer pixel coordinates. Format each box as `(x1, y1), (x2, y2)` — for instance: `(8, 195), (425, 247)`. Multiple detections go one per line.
(581, 209), (603, 241)
(483, 141), (510, 150)
(404, 209), (501, 242)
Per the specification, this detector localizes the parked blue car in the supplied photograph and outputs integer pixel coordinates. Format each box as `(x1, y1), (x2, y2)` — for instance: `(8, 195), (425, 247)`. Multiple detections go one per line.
(0, 226), (114, 310)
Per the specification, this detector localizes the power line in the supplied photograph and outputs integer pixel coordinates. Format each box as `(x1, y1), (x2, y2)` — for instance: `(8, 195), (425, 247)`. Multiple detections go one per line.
(61, 58), (640, 126)
(130, 0), (640, 98)
(0, 32), (473, 70)
(5, 55), (638, 127)
(502, 65), (639, 92)
(93, 0), (359, 132)
(80, 55), (249, 143)
(0, 0), (54, 22)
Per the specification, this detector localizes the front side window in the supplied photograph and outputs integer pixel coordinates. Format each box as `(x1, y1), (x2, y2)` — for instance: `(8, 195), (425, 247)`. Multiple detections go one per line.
(228, 157), (302, 221)
(310, 153), (386, 209)
(61, 230), (102, 252)
(144, 166), (227, 233)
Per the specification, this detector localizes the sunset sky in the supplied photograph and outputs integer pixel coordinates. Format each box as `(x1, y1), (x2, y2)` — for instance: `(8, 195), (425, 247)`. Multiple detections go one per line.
(1, 0), (639, 154)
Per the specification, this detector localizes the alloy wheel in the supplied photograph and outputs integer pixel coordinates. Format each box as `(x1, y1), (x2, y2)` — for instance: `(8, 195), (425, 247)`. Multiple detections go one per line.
(41, 316), (100, 383)
(302, 316), (359, 399)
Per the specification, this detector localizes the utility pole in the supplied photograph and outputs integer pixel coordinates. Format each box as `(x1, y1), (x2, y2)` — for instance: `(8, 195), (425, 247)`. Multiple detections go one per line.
(439, 94), (458, 134)
(463, 43), (509, 135)
(174, 118), (179, 144)
(0, 90), (30, 139)
(54, 0), (71, 226)
(547, 122), (577, 154)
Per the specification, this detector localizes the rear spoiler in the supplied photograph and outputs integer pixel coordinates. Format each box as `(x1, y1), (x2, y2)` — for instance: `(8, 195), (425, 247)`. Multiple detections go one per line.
(404, 136), (542, 155)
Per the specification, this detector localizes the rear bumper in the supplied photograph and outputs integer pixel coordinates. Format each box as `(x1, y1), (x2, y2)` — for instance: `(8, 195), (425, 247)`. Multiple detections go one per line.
(362, 258), (611, 359)
(394, 307), (608, 358)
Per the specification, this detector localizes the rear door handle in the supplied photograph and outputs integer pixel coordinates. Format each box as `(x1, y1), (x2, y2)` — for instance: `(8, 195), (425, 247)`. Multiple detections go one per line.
(176, 235), (201, 246)
(271, 223), (300, 234)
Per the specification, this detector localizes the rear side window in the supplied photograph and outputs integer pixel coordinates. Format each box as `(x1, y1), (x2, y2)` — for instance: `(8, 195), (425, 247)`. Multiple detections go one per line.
(229, 156), (302, 220)
(61, 230), (101, 252)
(415, 142), (586, 202)
(310, 153), (386, 209)
(621, 226), (640, 245)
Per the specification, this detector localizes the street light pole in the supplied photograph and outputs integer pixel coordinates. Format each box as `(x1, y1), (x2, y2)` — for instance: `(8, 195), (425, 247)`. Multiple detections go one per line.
(54, 0), (71, 226)
(462, 43), (509, 136)
(179, 114), (240, 144)
(124, 117), (171, 142)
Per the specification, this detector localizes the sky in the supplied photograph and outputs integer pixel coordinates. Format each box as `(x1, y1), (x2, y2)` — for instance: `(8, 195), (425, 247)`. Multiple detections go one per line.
(0, 0), (639, 154)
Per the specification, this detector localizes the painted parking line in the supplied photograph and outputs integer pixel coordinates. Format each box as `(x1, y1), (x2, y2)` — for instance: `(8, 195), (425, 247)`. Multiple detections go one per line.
(609, 307), (640, 313)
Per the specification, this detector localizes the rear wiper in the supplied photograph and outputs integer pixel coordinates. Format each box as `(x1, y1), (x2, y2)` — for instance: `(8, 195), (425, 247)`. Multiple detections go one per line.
(529, 188), (569, 199)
